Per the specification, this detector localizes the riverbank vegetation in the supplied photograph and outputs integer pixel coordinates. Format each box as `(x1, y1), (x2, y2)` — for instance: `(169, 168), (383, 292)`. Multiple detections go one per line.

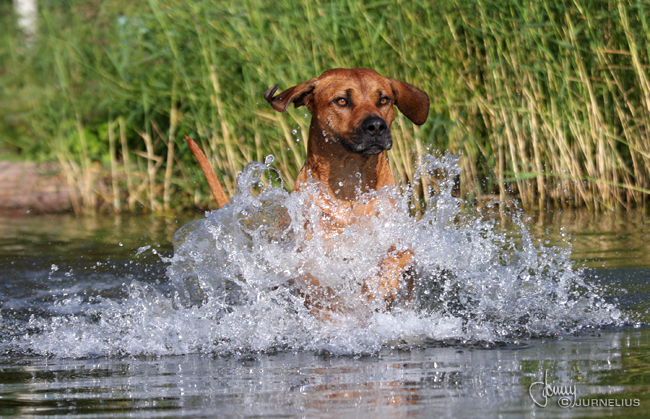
(1, 0), (649, 214)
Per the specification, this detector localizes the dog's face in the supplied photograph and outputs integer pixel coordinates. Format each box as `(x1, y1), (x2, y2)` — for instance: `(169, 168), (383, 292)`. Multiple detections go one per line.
(265, 68), (429, 155)
(309, 69), (396, 155)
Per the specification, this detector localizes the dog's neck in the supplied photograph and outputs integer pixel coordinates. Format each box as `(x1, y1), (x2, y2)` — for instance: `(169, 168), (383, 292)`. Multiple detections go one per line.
(296, 120), (394, 202)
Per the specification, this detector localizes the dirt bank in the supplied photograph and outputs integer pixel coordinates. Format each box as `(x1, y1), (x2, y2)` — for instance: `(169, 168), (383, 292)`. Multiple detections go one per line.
(0, 161), (71, 214)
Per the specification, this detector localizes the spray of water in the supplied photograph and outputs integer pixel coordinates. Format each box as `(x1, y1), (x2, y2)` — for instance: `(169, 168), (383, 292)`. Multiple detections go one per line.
(19, 153), (623, 357)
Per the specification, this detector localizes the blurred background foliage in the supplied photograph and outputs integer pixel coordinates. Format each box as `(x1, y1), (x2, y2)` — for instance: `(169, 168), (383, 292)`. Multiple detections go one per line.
(0, 0), (649, 214)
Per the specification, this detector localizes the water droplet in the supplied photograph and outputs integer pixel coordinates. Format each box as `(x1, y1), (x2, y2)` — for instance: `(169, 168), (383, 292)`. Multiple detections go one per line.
(135, 245), (151, 256)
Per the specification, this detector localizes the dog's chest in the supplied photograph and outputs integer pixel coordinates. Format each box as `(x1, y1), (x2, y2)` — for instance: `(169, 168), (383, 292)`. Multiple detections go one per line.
(312, 191), (381, 237)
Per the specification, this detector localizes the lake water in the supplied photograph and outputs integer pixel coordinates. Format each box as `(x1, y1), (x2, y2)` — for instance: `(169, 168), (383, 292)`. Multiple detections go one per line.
(1, 172), (650, 417)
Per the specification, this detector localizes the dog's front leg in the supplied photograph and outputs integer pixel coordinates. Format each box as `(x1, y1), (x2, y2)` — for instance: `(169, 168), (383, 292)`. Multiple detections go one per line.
(362, 247), (414, 310)
(297, 273), (343, 320)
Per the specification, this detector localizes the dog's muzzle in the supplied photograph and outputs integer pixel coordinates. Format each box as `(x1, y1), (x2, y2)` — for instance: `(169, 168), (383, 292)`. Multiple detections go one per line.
(346, 116), (392, 155)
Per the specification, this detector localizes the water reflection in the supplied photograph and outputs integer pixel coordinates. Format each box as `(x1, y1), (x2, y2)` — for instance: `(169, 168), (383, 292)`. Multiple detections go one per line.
(1, 328), (649, 417)
(0, 213), (190, 264)
(1, 207), (647, 269)
(524, 208), (650, 268)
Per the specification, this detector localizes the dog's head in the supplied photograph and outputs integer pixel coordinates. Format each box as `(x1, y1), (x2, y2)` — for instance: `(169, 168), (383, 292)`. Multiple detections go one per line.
(265, 68), (429, 155)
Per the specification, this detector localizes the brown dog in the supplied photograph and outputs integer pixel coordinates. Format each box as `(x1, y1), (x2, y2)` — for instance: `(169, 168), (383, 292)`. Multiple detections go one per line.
(265, 68), (429, 317)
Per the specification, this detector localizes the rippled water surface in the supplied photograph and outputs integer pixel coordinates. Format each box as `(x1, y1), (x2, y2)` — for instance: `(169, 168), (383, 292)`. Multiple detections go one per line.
(1, 157), (650, 417)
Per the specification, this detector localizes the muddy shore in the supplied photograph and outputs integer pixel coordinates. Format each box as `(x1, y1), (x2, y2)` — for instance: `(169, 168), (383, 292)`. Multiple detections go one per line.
(0, 161), (71, 214)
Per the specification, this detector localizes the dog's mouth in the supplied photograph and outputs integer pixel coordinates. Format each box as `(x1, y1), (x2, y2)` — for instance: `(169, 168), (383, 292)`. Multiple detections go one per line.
(361, 143), (390, 155)
(342, 130), (393, 155)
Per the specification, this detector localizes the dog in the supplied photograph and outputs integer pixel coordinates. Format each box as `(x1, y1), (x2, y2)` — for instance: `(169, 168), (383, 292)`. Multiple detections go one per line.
(264, 68), (430, 318)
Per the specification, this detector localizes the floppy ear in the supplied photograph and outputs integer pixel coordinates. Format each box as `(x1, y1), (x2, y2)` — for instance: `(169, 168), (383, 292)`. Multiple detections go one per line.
(388, 79), (430, 125)
(264, 78), (317, 112)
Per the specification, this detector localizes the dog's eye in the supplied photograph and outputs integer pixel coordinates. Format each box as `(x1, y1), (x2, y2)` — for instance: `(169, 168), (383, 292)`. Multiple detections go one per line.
(379, 97), (390, 105)
(335, 98), (348, 106)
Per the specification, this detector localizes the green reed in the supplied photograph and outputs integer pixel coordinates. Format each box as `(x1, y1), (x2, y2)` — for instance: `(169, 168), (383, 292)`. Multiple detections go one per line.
(1, 0), (648, 214)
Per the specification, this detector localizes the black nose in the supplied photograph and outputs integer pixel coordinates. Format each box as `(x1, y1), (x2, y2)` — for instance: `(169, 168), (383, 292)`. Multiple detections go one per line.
(361, 117), (387, 137)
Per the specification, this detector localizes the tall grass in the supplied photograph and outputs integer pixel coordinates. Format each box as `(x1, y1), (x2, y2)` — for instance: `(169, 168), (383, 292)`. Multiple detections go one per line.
(0, 0), (649, 214)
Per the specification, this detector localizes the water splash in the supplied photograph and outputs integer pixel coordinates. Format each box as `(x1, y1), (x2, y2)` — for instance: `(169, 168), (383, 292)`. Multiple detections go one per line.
(17, 153), (623, 357)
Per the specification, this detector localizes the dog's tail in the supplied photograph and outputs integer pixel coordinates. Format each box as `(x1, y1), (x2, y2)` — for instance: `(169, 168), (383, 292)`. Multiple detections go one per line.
(184, 135), (229, 208)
